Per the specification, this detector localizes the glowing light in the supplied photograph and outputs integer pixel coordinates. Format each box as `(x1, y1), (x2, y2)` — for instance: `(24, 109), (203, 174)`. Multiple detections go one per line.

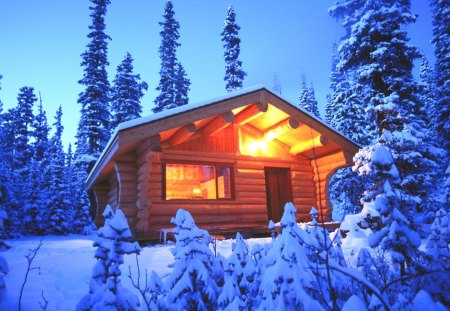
(192, 187), (202, 198)
(247, 140), (268, 153)
(264, 130), (276, 142)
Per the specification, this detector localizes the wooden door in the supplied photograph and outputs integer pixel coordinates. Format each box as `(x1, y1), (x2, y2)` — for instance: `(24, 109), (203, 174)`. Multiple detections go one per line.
(264, 167), (293, 223)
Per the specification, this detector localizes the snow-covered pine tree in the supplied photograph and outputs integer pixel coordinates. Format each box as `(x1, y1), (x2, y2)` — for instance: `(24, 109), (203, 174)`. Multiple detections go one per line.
(166, 209), (218, 310)
(14, 87), (36, 172)
(111, 52), (148, 130)
(77, 206), (140, 311)
(298, 75), (321, 118)
(330, 0), (443, 227)
(22, 96), (51, 235)
(75, 0), (111, 174)
(44, 106), (71, 235)
(430, 0), (450, 153)
(174, 62), (190, 107)
(221, 5), (246, 93)
(424, 207), (450, 304)
(153, 0), (190, 113)
(418, 56), (436, 122)
(257, 203), (323, 310)
(354, 145), (421, 277)
(218, 232), (256, 310)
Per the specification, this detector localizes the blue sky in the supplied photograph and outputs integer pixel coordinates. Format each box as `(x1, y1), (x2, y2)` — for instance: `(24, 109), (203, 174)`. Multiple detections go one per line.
(0, 0), (434, 148)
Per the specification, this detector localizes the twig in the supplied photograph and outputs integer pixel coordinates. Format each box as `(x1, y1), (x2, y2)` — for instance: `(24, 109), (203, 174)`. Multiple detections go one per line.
(18, 238), (44, 311)
(39, 290), (48, 310)
(128, 254), (150, 311)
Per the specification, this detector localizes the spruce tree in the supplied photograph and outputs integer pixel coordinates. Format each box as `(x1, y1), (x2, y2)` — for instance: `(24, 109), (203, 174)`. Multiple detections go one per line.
(153, 0), (190, 113)
(354, 145), (421, 276)
(32, 96), (50, 162)
(221, 5), (246, 92)
(166, 209), (218, 310)
(298, 75), (321, 118)
(76, 0), (111, 173)
(257, 203), (322, 310)
(430, 0), (450, 153)
(111, 52), (148, 129)
(330, 0), (442, 224)
(14, 87), (36, 171)
(45, 106), (71, 234)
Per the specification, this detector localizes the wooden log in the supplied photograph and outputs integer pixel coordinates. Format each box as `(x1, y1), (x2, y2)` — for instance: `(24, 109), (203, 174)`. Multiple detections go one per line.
(234, 102), (268, 125)
(290, 135), (329, 155)
(148, 213), (268, 226)
(136, 135), (162, 155)
(263, 118), (300, 140)
(163, 123), (197, 148)
(148, 204), (265, 217)
(197, 111), (235, 136)
(235, 177), (266, 185)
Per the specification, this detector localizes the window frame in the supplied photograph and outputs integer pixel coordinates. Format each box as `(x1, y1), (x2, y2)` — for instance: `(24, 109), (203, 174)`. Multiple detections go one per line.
(162, 161), (235, 201)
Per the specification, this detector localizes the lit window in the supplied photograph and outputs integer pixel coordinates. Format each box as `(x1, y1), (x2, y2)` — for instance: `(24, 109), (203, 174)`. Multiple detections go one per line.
(164, 164), (233, 200)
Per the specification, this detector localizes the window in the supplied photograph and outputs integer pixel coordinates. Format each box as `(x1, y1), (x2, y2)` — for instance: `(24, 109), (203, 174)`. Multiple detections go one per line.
(164, 163), (233, 200)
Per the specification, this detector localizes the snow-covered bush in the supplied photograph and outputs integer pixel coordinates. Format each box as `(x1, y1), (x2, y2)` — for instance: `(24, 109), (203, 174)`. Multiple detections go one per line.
(77, 206), (140, 311)
(165, 209), (218, 311)
(257, 203), (323, 310)
(0, 208), (9, 310)
(218, 232), (256, 310)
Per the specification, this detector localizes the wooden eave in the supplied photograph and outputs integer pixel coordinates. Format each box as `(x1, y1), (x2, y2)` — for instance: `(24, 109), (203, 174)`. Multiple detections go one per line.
(86, 87), (361, 190)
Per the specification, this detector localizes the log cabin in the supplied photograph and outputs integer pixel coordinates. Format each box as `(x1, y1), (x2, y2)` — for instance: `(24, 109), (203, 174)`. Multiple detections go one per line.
(86, 86), (360, 239)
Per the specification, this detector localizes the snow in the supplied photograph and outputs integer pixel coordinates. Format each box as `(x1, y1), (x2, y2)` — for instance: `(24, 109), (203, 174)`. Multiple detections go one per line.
(1, 234), (270, 311)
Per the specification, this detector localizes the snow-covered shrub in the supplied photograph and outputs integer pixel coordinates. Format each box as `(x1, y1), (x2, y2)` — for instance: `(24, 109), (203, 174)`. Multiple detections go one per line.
(165, 209), (218, 311)
(218, 232), (256, 310)
(77, 206), (140, 311)
(257, 203), (323, 310)
(0, 208), (10, 310)
(423, 208), (450, 304)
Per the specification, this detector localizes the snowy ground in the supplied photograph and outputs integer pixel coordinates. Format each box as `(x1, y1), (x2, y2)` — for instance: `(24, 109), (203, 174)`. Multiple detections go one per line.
(1, 235), (273, 311)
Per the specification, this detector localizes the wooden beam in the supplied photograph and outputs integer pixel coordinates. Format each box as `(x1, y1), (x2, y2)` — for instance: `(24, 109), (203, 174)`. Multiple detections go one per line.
(163, 123), (197, 148)
(263, 118), (300, 140)
(290, 135), (328, 155)
(197, 111), (235, 136)
(234, 102), (268, 125)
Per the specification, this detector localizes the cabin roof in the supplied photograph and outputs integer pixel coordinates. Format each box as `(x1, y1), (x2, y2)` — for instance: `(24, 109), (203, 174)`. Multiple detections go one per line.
(86, 86), (360, 189)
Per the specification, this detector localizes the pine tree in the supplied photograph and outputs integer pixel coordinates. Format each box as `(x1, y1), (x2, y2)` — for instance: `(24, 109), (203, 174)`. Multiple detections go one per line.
(166, 209), (218, 310)
(77, 206), (140, 311)
(221, 5), (246, 93)
(111, 52), (148, 129)
(430, 0), (450, 153)
(45, 106), (71, 234)
(153, 0), (190, 113)
(76, 0), (111, 173)
(257, 203), (323, 310)
(14, 87), (36, 171)
(32, 95), (50, 162)
(354, 145), (421, 277)
(298, 76), (321, 118)
(330, 0), (443, 225)
(174, 62), (190, 107)
(218, 232), (255, 310)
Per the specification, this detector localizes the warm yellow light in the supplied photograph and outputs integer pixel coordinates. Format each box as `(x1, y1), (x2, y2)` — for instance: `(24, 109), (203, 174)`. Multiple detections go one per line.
(192, 187), (202, 198)
(247, 140), (267, 154)
(264, 130), (276, 142)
